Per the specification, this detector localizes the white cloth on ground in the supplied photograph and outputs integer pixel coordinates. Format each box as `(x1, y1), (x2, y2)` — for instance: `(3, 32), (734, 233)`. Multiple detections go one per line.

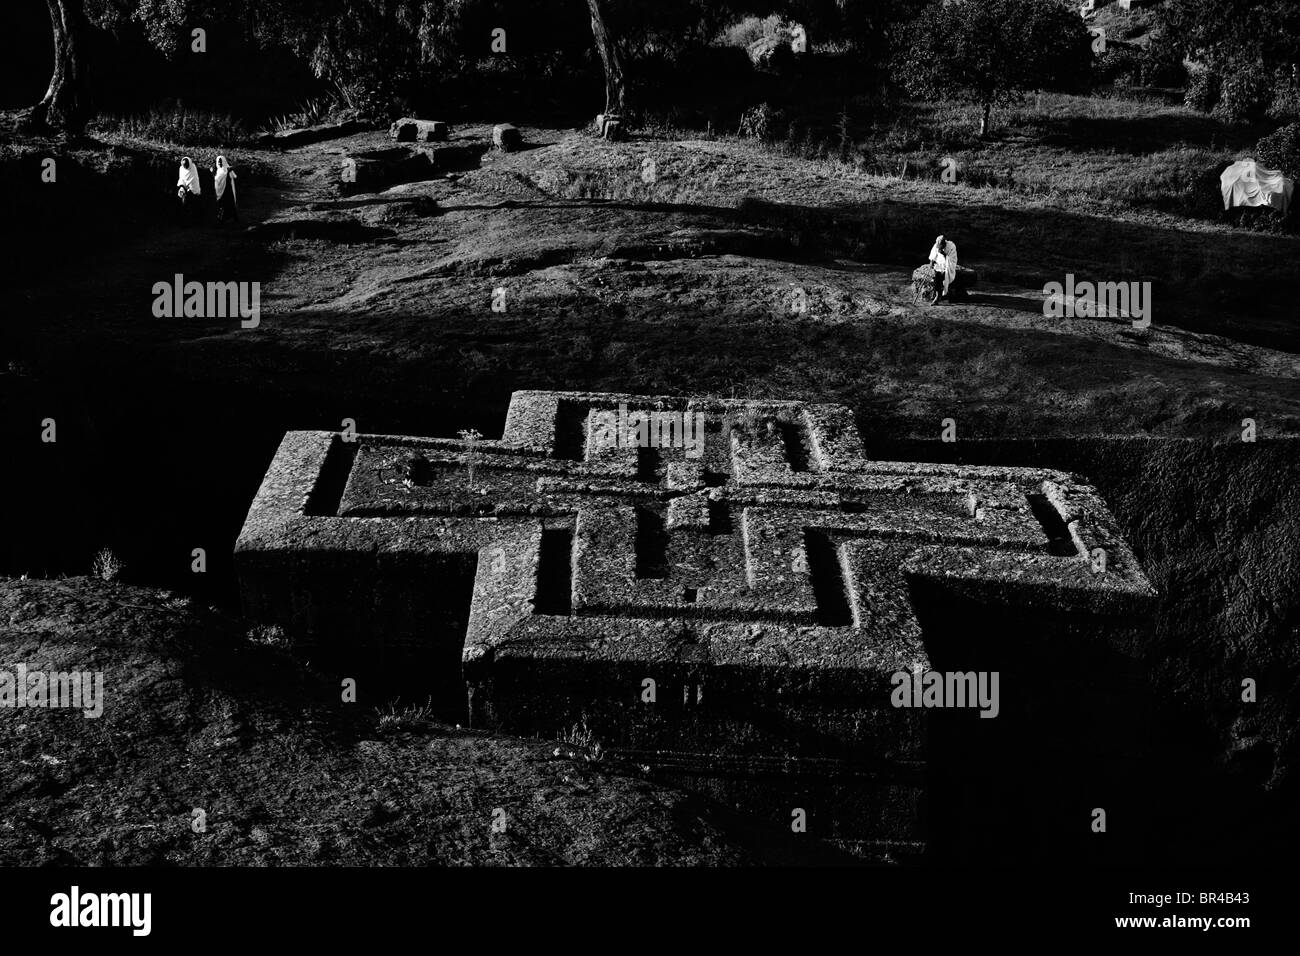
(1220, 158), (1292, 216)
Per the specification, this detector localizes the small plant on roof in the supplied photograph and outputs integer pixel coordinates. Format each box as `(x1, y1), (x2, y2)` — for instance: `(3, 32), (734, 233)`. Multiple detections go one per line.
(376, 698), (436, 735)
(561, 717), (605, 763)
(740, 404), (769, 436)
(91, 548), (123, 582)
(400, 452), (431, 491)
(458, 428), (483, 492)
(247, 622), (289, 648)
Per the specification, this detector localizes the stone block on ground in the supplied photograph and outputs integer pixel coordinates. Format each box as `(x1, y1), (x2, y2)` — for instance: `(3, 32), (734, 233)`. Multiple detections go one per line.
(340, 146), (436, 194)
(389, 118), (449, 142)
(596, 113), (625, 140)
(257, 119), (370, 150)
(492, 124), (522, 152)
(416, 142), (486, 174)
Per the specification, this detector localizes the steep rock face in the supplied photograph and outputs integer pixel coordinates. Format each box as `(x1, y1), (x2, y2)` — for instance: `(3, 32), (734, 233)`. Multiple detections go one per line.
(874, 436), (1300, 862)
(1084, 439), (1300, 861)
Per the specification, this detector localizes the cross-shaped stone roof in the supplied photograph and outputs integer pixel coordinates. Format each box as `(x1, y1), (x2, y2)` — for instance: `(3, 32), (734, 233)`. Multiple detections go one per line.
(236, 389), (1156, 850)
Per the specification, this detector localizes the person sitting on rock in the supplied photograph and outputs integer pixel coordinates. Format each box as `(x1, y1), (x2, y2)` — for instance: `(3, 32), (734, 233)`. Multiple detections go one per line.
(176, 156), (202, 224)
(928, 234), (958, 300)
(211, 154), (239, 224)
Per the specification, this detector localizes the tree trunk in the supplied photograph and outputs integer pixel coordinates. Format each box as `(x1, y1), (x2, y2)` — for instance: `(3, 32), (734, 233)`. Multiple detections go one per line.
(28, 0), (89, 131)
(586, 0), (626, 117)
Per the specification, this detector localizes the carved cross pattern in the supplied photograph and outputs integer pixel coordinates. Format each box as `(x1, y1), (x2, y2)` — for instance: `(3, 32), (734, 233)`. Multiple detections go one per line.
(237, 389), (1154, 727)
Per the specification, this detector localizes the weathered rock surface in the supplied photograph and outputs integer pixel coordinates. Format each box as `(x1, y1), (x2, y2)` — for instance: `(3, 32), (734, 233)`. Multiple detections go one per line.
(595, 114), (625, 141)
(493, 124), (522, 152)
(0, 576), (800, 866)
(235, 388), (1157, 859)
(340, 146), (437, 194)
(258, 119), (372, 150)
(389, 118), (449, 143)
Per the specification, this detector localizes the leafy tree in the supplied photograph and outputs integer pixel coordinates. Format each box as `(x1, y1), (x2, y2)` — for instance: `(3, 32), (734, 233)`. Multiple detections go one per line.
(587, 0), (626, 116)
(1156, 0), (1300, 76)
(894, 0), (1092, 135)
(1156, 0), (1300, 121)
(26, 0), (633, 131)
(28, 0), (91, 130)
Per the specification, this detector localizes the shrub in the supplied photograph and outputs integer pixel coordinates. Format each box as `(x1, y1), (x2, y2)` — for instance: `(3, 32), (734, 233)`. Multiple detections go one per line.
(1256, 122), (1300, 179)
(92, 106), (252, 147)
(376, 699), (437, 735)
(1139, 36), (1189, 88)
(265, 95), (345, 133)
(750, 35), (797, 72)
(739, 102), (783, 141)
(561, 718), (605, 763)
(91, 548), (123, 582)
(247, 623), (289, 647)
(1184, 68), (1221, 113)
(718, 14), (789, 50)
(1213, 62), (1272, 124)
(1096, 45), (1143, 87)
(349, 78), (405, 124)
(1183, 159), (1235, 220)
(1268, 66), (1300, 120)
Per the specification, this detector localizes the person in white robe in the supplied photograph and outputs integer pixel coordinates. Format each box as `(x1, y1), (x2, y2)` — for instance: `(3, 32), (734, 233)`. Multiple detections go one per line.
(928, 234), (958, 297)
(212, 154), (239, 223)
(176, 156), (202, 223)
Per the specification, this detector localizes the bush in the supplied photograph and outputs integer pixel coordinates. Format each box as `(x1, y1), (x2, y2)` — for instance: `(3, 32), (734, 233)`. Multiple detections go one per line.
(718, 14), (790, 50)
(91, 548), (123, 582)
(1256, 122), (1300, 179)
(1139, 35), (1189, 88)
(1213, 62), (1272, 123)
(247, 623), (289, 648)
(375, 700), (437, 735)
(1268, 66), (1300, 120)
(739, 102), (783, 141)
(264, 95), (346, 133)
(1183, 159), (1234, 220)
(1096, 45), (1143, 86)
(1185, 69), (1221, 113)
(92, 105), (252, 147)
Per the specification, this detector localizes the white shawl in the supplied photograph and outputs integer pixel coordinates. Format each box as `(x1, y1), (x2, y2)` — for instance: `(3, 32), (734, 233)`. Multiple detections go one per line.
(928, 237), (958, 293)
(214, 155), (236, 201)
(177, 157), (201, 196)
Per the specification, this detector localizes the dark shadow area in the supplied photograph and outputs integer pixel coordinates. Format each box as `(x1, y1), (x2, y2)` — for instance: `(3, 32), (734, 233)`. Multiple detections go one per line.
(875, 436), (1300, 866)
(247, 220), (399, 243)
(1024, 111), (1247, 152)
(962, 292), (1049, 314)
(534, 527), (574, 616)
